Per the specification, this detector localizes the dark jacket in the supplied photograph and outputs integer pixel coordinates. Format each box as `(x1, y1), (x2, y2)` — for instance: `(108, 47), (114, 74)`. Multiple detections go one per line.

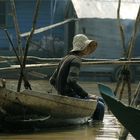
(49, 54), (88, 98)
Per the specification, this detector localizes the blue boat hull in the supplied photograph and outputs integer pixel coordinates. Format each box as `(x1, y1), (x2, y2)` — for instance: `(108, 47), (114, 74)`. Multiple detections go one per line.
(98, 83), (140, 139)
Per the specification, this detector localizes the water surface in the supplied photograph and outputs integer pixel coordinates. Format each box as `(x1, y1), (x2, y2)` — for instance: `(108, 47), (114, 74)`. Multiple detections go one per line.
(0, 113), (135, 140)
(0, 80), (136, 140)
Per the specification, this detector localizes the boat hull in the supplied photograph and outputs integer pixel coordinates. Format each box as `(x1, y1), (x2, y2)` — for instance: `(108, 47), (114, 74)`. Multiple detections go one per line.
(0, 87), (97, 119)
(98, 83), (140, 139)
(0, 114), (90, 131)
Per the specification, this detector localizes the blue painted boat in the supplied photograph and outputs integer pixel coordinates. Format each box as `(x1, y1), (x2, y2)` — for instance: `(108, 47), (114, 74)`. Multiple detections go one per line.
(98, 83), (140, 140)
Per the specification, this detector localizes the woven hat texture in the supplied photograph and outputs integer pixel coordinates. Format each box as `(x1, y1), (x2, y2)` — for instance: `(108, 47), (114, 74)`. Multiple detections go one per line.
(71, 34), (94, 52)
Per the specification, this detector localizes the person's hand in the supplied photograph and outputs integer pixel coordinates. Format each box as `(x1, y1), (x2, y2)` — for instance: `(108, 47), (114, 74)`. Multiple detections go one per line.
(88, 94), (98, 100)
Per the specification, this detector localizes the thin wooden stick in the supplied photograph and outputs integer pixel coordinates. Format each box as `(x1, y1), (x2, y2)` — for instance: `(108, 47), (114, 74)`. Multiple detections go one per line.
(1, 60), (140, 71)
(115, 0), (126, 96)
(127, 6), (140, 60)
(116, 1), (140, 139)
(4, 29), (22, 67)
(131, 82), (140, 106)
(10, 0), (23, 58)
(17, 0), (41, 92)
(1, 56), (140, 62)
(10, 0), (33, 91)
(20, 18), (76, 37)
(117, 0), (126, 57)
(119, 7), (140, 138)
(119, 81), (126, 101)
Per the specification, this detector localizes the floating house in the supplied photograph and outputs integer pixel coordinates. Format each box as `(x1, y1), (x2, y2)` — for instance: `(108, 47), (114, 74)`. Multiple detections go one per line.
(0, 0), (140, 81)
(65, 0), (140, 81)
(0, 0), (140, 58)
(0, 0), (68, 57)
(66, 0), (140, 59)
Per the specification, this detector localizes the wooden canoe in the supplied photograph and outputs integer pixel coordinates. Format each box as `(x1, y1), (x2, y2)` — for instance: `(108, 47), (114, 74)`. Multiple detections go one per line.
(98, 83), (140, 140)
(0, 87), (97, 122)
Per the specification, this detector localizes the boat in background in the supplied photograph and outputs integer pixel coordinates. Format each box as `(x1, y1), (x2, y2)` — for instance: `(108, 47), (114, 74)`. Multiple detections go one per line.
(98, 83), (140, 140)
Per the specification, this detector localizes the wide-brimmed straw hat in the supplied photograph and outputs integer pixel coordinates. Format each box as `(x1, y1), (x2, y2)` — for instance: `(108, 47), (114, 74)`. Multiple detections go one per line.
(70, 34), (96, 52)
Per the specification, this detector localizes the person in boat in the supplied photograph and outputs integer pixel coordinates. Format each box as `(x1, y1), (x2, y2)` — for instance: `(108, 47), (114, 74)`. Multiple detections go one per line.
(49, 34), (105, 120)
(50, 34), (97, 98)
(49, 34), (101, 99)
(49, 34), (98, 98)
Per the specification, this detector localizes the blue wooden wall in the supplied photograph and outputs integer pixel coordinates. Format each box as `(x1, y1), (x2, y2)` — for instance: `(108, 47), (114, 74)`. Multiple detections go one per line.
(0, 0), (68, 57)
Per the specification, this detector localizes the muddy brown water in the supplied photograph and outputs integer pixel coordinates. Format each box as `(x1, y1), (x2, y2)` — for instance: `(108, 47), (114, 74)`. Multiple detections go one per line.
(0, 80), (137, 140)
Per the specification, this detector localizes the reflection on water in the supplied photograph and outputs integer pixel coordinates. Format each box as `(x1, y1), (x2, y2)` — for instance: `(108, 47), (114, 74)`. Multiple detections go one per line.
(0, 113), (135, 140)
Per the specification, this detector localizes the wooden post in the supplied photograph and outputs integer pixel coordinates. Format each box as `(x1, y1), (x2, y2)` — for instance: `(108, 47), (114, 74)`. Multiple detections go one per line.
(116, 1), (140, 139)
(17, 0), (41, 92)
(114, 0), (126, 97)
(115, 2), (140, 101)
(10, 0), (23, 58)
(117, 0), (126, 56)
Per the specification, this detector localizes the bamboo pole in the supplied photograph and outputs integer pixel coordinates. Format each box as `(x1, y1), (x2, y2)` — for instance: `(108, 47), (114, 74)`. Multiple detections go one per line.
(115, 2), (140, 98)
(4, 29), (22, 67)
(117, 0), (126, 57)
(1, 55), (140, 62)
(121, 6), (140, 104)
(117, 3), (140, 139)
(17, 0), (41, 92)
(10, 0), (23, 58)
(82, 61), (140, 65)
(0, 60), (140, 71)
(1, 26), (35, 92)
(127, 6), (140, 60)
(20, 18), (76, 37)
(114, 0), (126, 96)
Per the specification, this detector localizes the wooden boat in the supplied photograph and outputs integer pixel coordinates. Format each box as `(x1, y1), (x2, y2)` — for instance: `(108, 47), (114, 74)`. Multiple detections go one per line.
(0, 86), (97, 128)
(98, 83), (140, 140)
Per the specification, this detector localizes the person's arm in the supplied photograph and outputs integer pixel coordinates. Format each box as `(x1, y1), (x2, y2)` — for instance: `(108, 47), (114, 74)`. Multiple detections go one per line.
(67, 58), (88, 98)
